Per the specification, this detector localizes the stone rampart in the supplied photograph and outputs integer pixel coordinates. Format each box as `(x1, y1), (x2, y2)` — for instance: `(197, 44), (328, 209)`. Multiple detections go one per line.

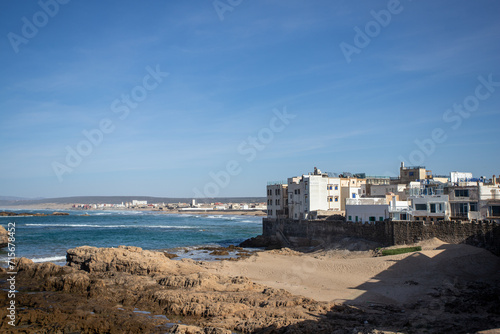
(262, 218), (500, 255)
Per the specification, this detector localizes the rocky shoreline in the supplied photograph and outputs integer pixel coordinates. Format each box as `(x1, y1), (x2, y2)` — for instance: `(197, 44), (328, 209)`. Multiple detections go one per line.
(0, 211), (69, 217)
(1, 243), (499, 333)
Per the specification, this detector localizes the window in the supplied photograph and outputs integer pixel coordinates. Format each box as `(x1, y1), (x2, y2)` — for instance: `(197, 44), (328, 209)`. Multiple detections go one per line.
(352, 193), (356, 198)
(327, 184), (333, 190)
(327, 196), (333, 202)
(268, 210), (273, 216)
(275, 199), (280, 206)
(379, 217), (384, 221)
(455, 189), (470, 197)
(369, 216), (376, 222)
(355, 216), (358, 222)
(470, 202), (478, 212)
(335, 197), (338, 202)
(430, 203), (436, 213)
(409, 172), (414, 176)
(335, 185), (338, 190)
(489, 206), (500, 216)
(348, 216), (352, 221)
(415, 204), (427, 210)
(459, 203), (468, 214)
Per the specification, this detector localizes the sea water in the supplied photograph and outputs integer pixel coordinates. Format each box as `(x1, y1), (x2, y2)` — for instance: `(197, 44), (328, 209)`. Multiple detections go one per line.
(0, 210), (262, 266)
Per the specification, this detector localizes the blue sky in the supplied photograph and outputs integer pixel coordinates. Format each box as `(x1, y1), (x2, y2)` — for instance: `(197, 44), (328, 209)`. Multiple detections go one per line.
(0, 0), (499, 198)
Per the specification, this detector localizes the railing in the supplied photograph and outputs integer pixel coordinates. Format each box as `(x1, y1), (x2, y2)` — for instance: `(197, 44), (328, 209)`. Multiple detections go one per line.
(267, 180), (287, 186)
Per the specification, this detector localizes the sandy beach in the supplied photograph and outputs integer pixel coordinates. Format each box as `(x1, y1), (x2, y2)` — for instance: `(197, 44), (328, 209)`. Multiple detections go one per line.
(204, 238), (500, 306)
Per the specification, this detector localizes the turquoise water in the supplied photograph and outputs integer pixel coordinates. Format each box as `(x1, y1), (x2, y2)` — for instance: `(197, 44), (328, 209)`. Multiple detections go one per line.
(0, 210), (262, 266)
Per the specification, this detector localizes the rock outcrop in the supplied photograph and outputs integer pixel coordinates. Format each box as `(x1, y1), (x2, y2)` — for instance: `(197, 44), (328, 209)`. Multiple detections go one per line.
(239, 234), (281, 249)
(0, 225), (8, 248)
(66, 245), (199, 275)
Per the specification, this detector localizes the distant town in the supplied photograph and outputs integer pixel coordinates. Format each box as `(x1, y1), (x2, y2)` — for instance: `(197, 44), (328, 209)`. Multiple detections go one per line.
(71, 199), (267, 215)
(266, 163), (500, 223)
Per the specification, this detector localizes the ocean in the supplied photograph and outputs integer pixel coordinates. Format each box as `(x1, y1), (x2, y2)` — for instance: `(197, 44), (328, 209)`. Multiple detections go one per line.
(0, 210), (263, 266)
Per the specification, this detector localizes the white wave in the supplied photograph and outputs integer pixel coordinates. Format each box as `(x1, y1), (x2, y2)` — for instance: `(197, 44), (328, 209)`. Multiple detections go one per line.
(26, 224), (99, 227)
(31, 256), (66, 263)
(25, 223), (198, 229)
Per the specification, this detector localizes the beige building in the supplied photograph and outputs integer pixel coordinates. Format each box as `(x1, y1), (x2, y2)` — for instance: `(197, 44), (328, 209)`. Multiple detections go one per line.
(398, 162), (432, 184)
(266, 183), (288, 219)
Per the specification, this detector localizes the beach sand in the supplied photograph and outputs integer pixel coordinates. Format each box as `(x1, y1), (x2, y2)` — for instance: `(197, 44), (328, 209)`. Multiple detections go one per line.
(204, 238), (500, 305)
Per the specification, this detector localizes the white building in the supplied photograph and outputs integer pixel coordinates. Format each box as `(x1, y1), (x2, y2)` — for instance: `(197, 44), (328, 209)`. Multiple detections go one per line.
(410, 194), (449, 222)
(479, 183), (500, 222)
(132, 200), (147, 206)
(287, 168), (345, 220)
(450, 171), (473, 184)
(345, 198), (389, 223)
(346, 197), (411, 222)
(388, 197), (412, 221)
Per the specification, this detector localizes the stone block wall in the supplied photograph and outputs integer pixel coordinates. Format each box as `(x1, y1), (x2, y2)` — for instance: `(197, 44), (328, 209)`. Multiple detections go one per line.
(262, 218), (500, 255)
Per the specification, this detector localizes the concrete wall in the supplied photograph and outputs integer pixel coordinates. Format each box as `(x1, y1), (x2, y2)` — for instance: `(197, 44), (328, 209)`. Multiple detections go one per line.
(263, 218), (500, 255)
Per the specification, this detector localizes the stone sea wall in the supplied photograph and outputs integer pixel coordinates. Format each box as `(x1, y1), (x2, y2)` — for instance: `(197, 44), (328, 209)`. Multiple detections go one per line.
(262, 218), (500, 255)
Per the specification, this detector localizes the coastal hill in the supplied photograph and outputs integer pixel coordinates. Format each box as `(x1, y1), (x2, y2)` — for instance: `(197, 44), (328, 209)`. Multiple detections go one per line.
(0, 196), (266, 207)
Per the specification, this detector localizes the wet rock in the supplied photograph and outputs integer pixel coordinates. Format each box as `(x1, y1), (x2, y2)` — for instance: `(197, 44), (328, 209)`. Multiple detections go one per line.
(239, 234), (281, 249)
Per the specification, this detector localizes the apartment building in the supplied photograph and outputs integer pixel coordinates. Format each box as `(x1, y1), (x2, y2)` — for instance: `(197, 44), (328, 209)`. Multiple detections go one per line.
(410, 194), (450, 222)
(266, 183), (288, 219)
(287, 168), (343, 220)
(267, 167), (362, 220)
